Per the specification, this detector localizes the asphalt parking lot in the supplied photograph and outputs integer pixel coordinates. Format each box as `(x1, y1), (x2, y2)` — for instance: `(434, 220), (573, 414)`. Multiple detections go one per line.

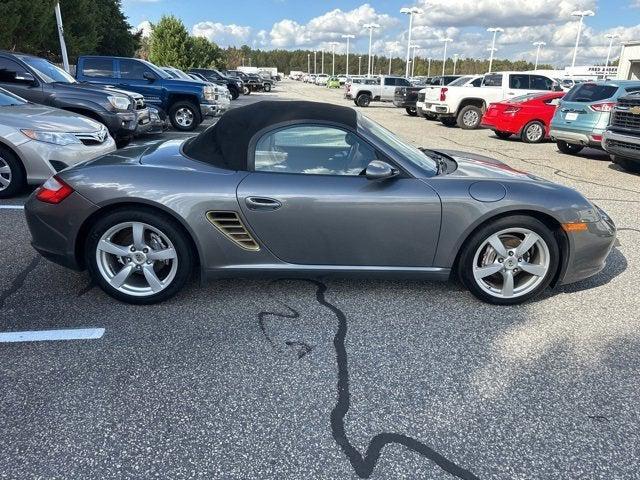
(1, 82), (639, 479)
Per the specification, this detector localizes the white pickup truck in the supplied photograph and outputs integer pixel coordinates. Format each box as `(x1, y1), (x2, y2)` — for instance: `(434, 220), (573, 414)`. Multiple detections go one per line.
(347, 76), (413, 107)
(416, 75), (483, 119)
(421, 72), (561, 129)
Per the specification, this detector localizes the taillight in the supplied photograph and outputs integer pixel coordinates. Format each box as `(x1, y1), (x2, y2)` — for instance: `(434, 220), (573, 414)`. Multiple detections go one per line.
(439, 88), (448, 101)
(589, 102), (616, 112)
(590, 134), (603, 142)
(504, 106), (521, 115)
(36, 176), (74, 204)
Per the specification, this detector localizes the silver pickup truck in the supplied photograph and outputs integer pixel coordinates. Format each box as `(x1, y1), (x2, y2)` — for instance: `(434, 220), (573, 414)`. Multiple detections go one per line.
(603, 92), (640, 173)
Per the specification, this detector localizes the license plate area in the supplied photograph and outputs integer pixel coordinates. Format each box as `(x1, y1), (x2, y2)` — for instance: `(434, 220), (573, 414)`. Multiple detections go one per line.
(565, 112), (579, 121)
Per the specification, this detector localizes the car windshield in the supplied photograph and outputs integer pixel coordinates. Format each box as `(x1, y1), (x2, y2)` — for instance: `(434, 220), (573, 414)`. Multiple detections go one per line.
(139, 59), (171, 79)
(19, 56), (76, 83)
(170, 68), (193, 80)
(0, 88), (26, 106)
(448, 76), (473, 86)
(358, 114), (438, 176)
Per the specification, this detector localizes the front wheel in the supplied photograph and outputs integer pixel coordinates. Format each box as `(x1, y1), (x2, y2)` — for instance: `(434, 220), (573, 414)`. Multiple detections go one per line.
(556, 140), (584, 155)
(457, 215), (559, 305)
(168, 101), (200, 131)
(457, 105), (483, 129)
(406, 107), (417, 116)
(264, 83), (272, 92)
(228, 86), (240, 100)
(85, 208), (194, 304)
(521, 121), (545, 143)
(613, 156), (640, 174)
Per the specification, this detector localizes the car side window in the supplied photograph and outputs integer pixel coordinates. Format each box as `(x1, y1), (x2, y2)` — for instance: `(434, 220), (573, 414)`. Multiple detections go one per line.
(397, 78), (411, 87)
(509, 74), (530, 90)
(471, 77), (483, 87)
(82, 58), (115, 78)
(254, 125), (377, 176)
(530, 75), (552, 91)
(483, 74), (502, 87)
(120, 60), (151, 80)
(384, 77), (397, 86)
(0, 57), (31, 84)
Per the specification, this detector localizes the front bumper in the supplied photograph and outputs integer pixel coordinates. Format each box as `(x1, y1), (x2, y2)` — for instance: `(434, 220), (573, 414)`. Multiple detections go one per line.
(602, 129), (640, 159)
(559, 208), (617, 285)
(550, 127), (604, 148)
(19, 137), (117, 185)
(200, 102), (220, 118)
(103, 110), (144, 138)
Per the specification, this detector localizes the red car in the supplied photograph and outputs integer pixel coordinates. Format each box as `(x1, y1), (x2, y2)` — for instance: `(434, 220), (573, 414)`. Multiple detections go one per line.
(481, 91), (565, 143)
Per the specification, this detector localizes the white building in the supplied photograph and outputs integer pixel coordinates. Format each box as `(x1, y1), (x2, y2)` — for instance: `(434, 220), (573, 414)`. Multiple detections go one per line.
(617, 41), (640, 80)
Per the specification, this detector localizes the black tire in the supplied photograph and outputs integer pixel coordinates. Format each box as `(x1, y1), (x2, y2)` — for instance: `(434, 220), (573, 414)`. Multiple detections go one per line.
(356, 93), (371, 107)
(243, 86), (251, 95)
(406, 107), (417, 116)
(115, 136), (132, 149)
(85, 208), (194, 305)
(556, 140), (584, 155)
(613, 156), (640, 174)
(441, 117), (457, 127)
(457, 215), (560, 305)
(494, 131), (512, 140)
(168, 101), (200, 132)
(264, 83), (272, 92)
(457, 105), (483, 129)
(0, 146), (25, 198)
(228, 86), (240, 100)
(521, 121), (545, 144)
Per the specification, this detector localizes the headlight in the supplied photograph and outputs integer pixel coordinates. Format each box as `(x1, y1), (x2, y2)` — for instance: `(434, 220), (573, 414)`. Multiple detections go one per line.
(21, 129), (81, 146)
(203, 85), (216, 101)
(107, 95), (131, 110)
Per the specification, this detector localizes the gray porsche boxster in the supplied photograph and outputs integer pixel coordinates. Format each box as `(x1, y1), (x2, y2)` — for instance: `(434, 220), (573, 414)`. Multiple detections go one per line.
(24, 101), (616, 305)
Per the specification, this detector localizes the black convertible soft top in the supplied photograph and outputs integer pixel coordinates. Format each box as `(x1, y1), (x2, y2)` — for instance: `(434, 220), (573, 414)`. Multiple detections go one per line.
(183, 100), (358, 170)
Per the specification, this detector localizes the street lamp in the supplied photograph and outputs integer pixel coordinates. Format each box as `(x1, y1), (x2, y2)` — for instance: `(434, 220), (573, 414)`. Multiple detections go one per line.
(307, 53), (310, 74)
(571, 10), (595, 69)
(410, 44), (420, 77)
(358, 55), (362, 76)
(321, 48), (325, 75)
(427, 57), (432, 77)
(533, 41), (546, 70)
(363, 23), (380, 77)
(400, 6), (424, 78)
(487, 27), (503, 73)
(329, 42), (339, 76)
(605, 33), (620, 75)
(441, 37), (452, 76)
(313, 50), (317, 75)
(388, 42), (399, 75)
(453, 53), (459, 75)
(342, 34), (355, 76)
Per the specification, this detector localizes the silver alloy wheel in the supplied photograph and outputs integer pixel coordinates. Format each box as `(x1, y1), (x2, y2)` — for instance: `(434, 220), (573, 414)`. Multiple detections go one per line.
(472, 228), (550, 299)
(463, 109), (479, 127)
(0, 156), (12, 191)
(174, 107), (194, 128)
(96, 221), (178, 297)
(526, 123), (544, 142)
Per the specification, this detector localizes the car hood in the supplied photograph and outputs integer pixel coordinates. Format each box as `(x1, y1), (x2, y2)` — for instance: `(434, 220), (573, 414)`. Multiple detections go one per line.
(436, 149), (547, 182)
(0, 104), (103, 132)
(52, 81), (140, 100)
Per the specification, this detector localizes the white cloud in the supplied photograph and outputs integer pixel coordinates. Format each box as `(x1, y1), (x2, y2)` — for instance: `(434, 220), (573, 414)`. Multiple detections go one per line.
(192, 22), (253, 47)
(132, 20), (153, 38)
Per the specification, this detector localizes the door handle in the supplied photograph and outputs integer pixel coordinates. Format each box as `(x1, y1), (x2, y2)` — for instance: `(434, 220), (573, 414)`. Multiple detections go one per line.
(245, 197), (282, 210)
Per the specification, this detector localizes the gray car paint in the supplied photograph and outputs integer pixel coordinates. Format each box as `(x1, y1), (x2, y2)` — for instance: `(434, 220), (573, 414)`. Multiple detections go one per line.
(24, 120), (616, 289)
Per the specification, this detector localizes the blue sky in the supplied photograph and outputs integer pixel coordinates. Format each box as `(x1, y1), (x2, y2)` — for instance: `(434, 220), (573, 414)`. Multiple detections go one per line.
(123, 0), (640, 66)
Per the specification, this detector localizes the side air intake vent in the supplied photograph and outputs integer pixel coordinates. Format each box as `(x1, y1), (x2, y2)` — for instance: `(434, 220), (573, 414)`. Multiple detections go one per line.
(206, 211), (260, 251)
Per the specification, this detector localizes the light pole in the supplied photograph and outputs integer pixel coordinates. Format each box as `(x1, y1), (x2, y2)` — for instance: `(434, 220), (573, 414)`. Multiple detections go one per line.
(605, 33), (620, 77)
(54, 2), (70, 73)
(321, 48), (325, 75)
(533, 41), (546, 70)
(307, 53), (310, 74)
(400, 6), (423, 78)
(571, 10), (595, 69)
(487, 47), (497, 71)
(342, 34), (354, 76)
(410, 45), (420, 77)
(313, 50), (317, 75)
(427, 57), (431, 77)
(441, 37), (452, 76)
(487, 27), (503, 73)
(363, 23), (380, 77)
(358, 56), (362, 76)
(329, 42), (339, 76)
(453, 53), (459, 75)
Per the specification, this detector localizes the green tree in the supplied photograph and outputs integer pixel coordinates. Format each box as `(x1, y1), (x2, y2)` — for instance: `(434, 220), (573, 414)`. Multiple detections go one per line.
(0, 0), (56, 53)
(149, 15), (191, 69)
(188, 36), (222, 69)
(94, 0), (140, 57)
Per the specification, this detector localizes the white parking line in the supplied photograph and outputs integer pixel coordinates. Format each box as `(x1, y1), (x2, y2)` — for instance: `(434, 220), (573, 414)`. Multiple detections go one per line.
(0, 328), (105, 343)
(0, 205), (24, 210)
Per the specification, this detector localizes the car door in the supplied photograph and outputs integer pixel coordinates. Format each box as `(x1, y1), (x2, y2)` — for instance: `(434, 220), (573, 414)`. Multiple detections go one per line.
(117, 59), (163, 107)
(507, 74), (531, 98)
(0, 56), (44, 103)
(236, 123), (442, 267)
(382, 77), (398, 100)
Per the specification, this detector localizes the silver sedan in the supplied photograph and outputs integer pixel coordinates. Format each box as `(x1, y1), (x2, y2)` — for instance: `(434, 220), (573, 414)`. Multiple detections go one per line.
(0, 87), (115, 197)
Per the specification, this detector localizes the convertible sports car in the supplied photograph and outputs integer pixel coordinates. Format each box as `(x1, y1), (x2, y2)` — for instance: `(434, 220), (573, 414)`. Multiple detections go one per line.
(24, 101), (616, 305)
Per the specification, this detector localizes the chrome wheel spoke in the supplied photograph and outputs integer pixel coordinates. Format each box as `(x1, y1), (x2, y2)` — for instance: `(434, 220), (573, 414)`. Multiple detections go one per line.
(516, 232), (540, 257)
(132, 222), (145, 250)
(147, 247), (176, 261)
(473, 263), (503, 280)
(142, 265), (163, 293)
(520, 262), (547, 277)
(488, 234), (508, 257)
(0, 175), (9, 187)
(501, 270), (514, 297)
(0, 165), (10, 174)
(110, 264), (135, 289)
(98, 240), (131, 257)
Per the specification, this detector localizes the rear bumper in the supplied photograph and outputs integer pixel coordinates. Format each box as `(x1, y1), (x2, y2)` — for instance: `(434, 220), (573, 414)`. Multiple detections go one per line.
(422, 102), (452, 115)
(602, 129), (640, 159)
(481, 116), (520, 134)
(550, 127), (604, 148)
(393, 99), (416, 108)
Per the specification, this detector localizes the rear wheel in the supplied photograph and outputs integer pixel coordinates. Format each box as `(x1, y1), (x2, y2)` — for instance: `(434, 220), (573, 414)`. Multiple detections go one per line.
(556, 140), (584, 155)
(0, 146), (25, 198)
(356, 93), (371, 107)
(494, 131), (512, 140)
(458, 215), (559, 305)
(521, 121), (545, 143)
(406, 107), (417, 116)
(228, 86), (240, 100)
(457, 105), (483, 129)
(613, 156), (640, 174)
(441, 117), (457, 127)
(169, 101), (200, 131)
(85, 208), (194, 305)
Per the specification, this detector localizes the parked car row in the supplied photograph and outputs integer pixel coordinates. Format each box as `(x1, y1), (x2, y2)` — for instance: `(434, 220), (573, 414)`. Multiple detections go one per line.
(0, 49), (282, 197)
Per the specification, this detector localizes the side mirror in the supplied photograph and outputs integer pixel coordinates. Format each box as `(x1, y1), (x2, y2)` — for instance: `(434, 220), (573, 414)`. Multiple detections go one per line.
(143, 71), (156, 82)
(15, 72), (36, 85)
(365, 160), (398, 181)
